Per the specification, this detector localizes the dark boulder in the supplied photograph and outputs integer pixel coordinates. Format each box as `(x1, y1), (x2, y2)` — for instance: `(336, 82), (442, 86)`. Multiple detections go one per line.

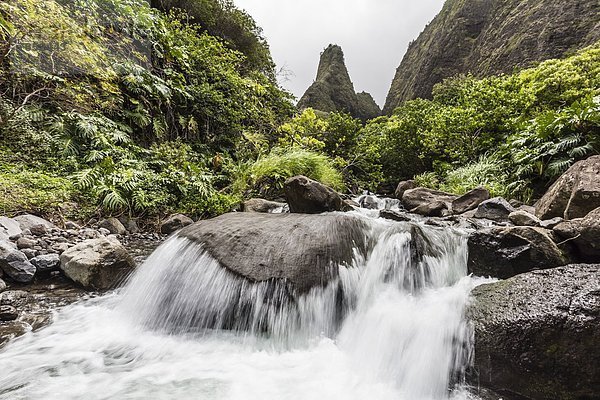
(553, 207), (600, 262)
(0, 242), (36, 283)
(469, 264), (600, 400)
(536, 155), (600, 220)
(178, 213), (370, 293)
(160, 214), (194, 235)
(473, 197), (516, 222)
(242, 198), (288, 213)
(394, 180), (417, 200)
(411, 201), (447, 217)
(451, 187), (490, 214)
(508, 210), (540, 227)
(284, 175), (351, 214)
(468, 226), (568, 278)
(402, 187), (457, 210)
(30, 254), (60, 273)
(379, 209), (411, 222)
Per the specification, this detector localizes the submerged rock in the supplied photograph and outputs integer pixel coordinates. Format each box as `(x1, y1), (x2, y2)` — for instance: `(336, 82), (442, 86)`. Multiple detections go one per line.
(469, 264), (600, 400)
(178, 212), (370, 293)
(60, 237), (134, 290)
(468, 226), (568, 278)
(284, 175), (351, 214)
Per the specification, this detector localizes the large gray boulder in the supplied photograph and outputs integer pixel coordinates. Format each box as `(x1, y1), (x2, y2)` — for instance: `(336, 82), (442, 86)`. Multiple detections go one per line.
(60, 237), (134, 290)
(536, 155), (600, 220)
(242, 198), (288, 213)
(284, 175), (351, 214)
(469, 264), (600, 400)
(402, 187), (457, 211)
(468, 226), (568, 278)
(178, 213), (370, 293)
(0, 242), (36, 283)
(12, 214), (56, 232)
(452, 187), (490, 215)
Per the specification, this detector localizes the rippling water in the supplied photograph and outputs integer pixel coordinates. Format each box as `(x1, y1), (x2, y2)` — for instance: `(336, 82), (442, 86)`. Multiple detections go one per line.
(0, 212), (487, 400)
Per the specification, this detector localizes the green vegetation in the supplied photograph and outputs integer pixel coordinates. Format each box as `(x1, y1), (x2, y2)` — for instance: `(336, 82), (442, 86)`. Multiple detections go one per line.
(1, 0), (599, 223)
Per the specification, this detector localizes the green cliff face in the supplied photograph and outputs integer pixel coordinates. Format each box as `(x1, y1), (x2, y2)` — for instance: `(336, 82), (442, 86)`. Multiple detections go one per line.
(298, 45), (381, 121)
(383, 0), (600, 114)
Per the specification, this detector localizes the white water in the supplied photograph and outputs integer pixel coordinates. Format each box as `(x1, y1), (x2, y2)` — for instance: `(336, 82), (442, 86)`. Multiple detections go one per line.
(0, 213), (485, 400)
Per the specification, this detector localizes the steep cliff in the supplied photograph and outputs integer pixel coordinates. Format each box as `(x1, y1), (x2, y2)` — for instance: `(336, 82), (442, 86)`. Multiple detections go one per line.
(298, 45), (381, 121)
(383, 0), (600, 114)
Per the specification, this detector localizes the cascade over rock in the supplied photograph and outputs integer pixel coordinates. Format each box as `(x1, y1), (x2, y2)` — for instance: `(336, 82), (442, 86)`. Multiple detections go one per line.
(178, 212), (370, 293)
(298, 44), (381, 121)
(383, 0), (600, 113)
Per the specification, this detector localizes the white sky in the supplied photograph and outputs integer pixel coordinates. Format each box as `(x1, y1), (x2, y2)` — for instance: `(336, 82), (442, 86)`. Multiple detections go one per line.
(234, 0), (446, 107)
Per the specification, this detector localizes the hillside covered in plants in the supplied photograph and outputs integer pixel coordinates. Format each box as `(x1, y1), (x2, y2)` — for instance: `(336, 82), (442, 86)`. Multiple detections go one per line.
(1, 0), (599, 225)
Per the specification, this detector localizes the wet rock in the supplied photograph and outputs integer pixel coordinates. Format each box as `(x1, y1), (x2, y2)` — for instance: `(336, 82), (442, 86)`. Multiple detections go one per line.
(468, 226), (568, 278)
(451, 187), (490, 214)
(508, 210), (540, 227)
(469, 264), (600, 400)
(379, 209), (411, 222)
(60, 237), (135, 290)
(553, 207), (600, 262)
(358, 195), (380, 210)
(473, 197), (516, 222)
(13, 214), (56, 232)
(0, 243), (36, 283)
(402, 187), (457, 210)
(0, 290), (30, 307)
(394, 180), (417, 200)
(16, 237), (36, 250)
(160, 214), (194, 235)
(30, 254), (60, 272)
(179, 212), (370, 293)
(411, 201), (447, 217)
(536, 155), (600, 220)
(242, 198), (288, 213)
(539, 217), (563, 229)
(98, 217), (127, 235)
(284, 175), (351, 214)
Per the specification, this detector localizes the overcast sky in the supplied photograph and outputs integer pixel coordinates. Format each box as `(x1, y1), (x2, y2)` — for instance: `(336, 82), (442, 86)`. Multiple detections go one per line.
(234, 0), (446, 107)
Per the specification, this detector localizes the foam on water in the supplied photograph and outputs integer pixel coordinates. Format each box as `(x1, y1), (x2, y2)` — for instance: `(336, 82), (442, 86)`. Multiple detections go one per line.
(0, 212), (485, 400)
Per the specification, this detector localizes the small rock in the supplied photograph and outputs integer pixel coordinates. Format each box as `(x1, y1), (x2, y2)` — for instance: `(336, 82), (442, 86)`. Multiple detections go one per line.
(540, 217), (564, 229)
(0, 290), (30, 307)
(21, 249), (37, 259)
(16, 237), (37, 250)
(64, 221), (81, 230)
(474, 197), (516, 222)
(0, 278), (6, 292)
(242, 198), (289, 213)
(98, 217), (127, 235)
(29, 224), (49, 236)
(358, 195), (380, 210)
(0, 243), (36, 283)
(30, 254), (61, 272)
(379, 209), (411, 222)
(51, 243), (71, 254)
(8, 233), (22, 241)
(160, 214), (194, 235)
(509, 210), (541, 227)
(452, 187), (490, 214)
(81, 228), (100, 239)
(98, 227), (111, 236)
(0, 305), (18, 321)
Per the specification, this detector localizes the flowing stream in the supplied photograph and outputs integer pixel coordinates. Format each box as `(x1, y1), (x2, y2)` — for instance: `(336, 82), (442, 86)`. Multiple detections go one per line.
(0, 210), (486, 400)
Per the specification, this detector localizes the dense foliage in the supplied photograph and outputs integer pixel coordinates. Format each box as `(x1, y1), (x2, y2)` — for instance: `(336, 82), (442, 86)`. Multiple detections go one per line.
(0, 0), (297, 221)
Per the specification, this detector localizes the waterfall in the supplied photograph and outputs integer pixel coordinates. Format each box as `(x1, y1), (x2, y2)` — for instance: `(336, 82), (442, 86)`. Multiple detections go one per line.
(0, 213), (482, 400)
